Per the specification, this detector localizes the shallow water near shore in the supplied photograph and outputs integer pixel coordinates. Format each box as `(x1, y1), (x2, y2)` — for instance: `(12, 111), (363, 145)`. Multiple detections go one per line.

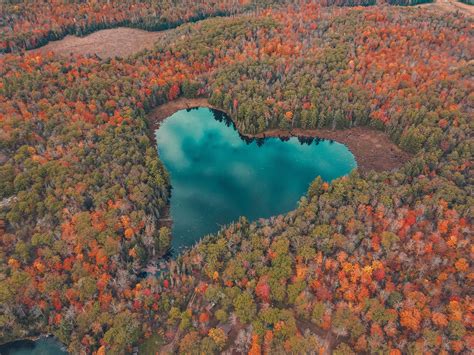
(155, 107), (357, 253)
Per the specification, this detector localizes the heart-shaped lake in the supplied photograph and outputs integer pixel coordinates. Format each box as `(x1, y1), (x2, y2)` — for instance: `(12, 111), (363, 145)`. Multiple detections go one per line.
(155, 107), (357, 253)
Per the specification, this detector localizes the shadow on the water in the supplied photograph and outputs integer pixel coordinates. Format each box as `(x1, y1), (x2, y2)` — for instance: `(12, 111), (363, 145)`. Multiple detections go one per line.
(210, 108), (330, 146)
(298, 136), (322, 146)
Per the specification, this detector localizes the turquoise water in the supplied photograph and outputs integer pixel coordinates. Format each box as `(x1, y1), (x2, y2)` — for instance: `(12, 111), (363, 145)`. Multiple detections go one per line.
(155, 108), (356, 253)
(0, 338), (66, 355)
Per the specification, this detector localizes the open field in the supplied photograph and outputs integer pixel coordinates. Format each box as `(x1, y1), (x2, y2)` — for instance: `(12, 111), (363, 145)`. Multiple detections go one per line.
(29, 27), (164, 58)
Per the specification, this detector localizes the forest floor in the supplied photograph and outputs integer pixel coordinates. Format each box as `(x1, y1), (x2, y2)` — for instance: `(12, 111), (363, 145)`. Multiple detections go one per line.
(148, 98), (412, 173)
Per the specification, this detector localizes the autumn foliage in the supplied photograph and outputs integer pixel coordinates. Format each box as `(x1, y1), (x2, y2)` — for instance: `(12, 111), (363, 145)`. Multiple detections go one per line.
(0, 1), (472, 354)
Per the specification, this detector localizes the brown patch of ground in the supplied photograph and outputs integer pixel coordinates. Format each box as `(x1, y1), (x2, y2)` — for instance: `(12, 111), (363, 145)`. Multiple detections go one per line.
(417, 0), (473, 17)
(257, 127), (411, 173)
(28, 27), (164, 58)
(148, 98), (412, 173)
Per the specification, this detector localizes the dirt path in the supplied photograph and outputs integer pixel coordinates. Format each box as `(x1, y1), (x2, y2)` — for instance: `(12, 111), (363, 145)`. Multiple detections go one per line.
(148, 98), (412, 173)
(296, 319), (351, 354)
(417, 0), (473, 17)
(160, 291), (196, 353)
(28, 27), (165, 58)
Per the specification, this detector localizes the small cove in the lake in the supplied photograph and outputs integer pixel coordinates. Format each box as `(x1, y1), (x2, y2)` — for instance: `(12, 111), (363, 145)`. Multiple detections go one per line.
(156, 107), (357, 253)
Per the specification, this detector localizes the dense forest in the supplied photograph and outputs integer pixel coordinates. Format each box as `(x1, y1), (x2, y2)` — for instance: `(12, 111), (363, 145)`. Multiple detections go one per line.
(0, 0), (437, 53)
(0, 0), (472, 354)
(0, 0), (267, 53)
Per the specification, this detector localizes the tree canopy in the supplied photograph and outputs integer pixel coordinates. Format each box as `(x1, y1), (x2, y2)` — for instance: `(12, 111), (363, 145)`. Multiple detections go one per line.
(0, 1), (472, 354)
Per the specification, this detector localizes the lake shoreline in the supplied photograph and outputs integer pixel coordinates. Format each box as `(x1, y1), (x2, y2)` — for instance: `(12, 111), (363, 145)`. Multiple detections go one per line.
(0, 334), (66, 353)
(147, 97), (412, 173)
(0, 335), (43, 347)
